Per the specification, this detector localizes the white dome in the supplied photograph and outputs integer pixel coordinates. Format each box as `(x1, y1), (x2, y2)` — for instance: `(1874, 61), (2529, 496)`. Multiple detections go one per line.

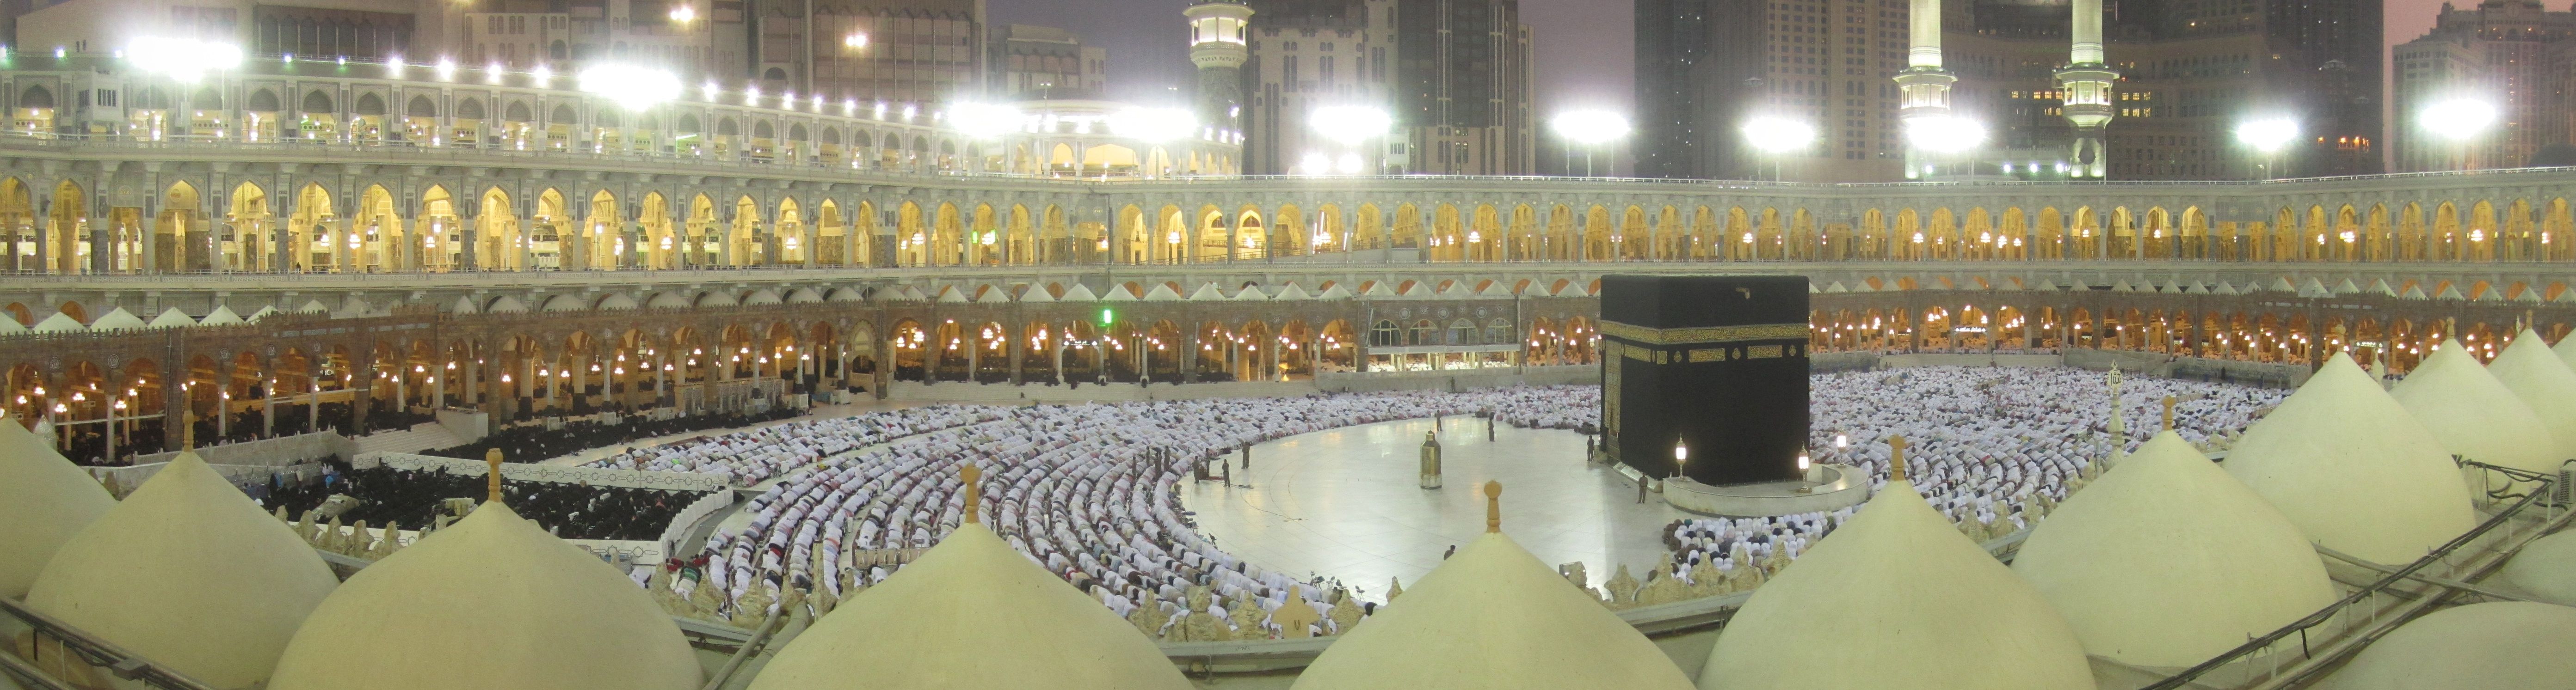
(750, 522), (1192, 690)
(2011, 431), (2336, 667)
(0, 416), (112, 598)
(2502, 530), (2576, 605)
(1293, 531), (1694, 690)
(26, 453), (339, 688)
(269, 502), (699, 690)
(2554, 331), (2576, 372)
(2327, 602), (2576, 690)
(2224, 352), (2475, 564)
(2480, 329), (2576, 464)
(1698, 480), (2090, 690)
(2389, 338), (2562, 476)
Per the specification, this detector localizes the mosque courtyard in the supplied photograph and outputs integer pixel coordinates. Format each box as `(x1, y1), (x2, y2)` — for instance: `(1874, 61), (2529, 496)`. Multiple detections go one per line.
(1179, 416), (1686, 595)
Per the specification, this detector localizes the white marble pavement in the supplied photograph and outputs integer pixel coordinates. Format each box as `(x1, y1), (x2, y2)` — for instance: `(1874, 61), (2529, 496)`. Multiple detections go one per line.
(1179, 415), (1689, 601)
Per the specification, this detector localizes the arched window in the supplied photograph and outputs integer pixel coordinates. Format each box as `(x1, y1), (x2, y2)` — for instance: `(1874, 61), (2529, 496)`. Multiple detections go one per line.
(1448, 319), (1478, 345)
(1369, 320), (1400, 347)
(1485, 318), (1514, 345)
(1408, 320), (1435, 346)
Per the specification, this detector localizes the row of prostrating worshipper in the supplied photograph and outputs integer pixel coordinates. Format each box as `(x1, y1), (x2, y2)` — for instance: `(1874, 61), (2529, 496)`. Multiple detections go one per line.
(13, 330), (2576, 688)
(580, 404), (1023, 484)
(654, 388), (1603, 636)
(257, 459), (717, 541)
(613, 374), (2275, 631)
(1653, 366), (2293, 599)
(422, 406), (802, 467)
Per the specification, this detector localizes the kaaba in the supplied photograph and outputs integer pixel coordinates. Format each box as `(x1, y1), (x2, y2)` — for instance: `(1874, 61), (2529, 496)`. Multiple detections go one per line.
(1598, 275), (1810, 486)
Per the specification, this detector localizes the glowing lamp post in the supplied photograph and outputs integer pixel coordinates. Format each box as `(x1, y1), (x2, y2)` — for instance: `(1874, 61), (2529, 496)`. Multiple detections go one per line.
(1672, 440), (1689, 480)
(576, 64), (682, 111)
(2233, 117), (2298, 180)
(1310, 105), (1393, 175)
(1741, 115), (1818, 181)
(1549, 110), (1630, 177)
(1901, 116), (1987, 179)
(2421, 98), (2499, 170)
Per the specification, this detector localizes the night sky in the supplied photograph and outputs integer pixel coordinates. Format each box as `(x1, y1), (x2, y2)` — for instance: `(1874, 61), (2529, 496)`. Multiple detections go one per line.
(990, 0), (2452, 129)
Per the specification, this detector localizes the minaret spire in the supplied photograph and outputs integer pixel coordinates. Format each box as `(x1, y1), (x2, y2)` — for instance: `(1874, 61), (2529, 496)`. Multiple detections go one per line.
(1894, 0), (1960, 179)
(1184, 0), (1253, 144)
(2056, 0), (2119, 178)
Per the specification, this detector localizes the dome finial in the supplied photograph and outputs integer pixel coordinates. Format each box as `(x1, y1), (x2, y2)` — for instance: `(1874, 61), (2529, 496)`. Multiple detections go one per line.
(1484, 481), (1503, 533)
(2162, 395), (2177, 432)
(484, 448), (505, 504)
(962, 463), (983, 524)
(1888, 435), (1910, 483)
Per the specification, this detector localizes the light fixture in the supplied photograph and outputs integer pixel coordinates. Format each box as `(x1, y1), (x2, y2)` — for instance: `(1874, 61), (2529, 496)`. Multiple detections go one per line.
(950, 102), (1021, 138)
(580, 64), (683, 110)
(1741, 115), (1817, 153)
(2421, 98), (2499, 141)
(2233, 117), (2299, 153)
(845, 32), (869, 49)
(669, 4), (696, 22)
(1310, 105), (1393, 145)
(1299, 151), (1332, 175)
(1904, 116), (1986, 153)
(1107, 107), (1196, 143)
(1549, 110), (1633, 146)
(124, 37), (244, 82)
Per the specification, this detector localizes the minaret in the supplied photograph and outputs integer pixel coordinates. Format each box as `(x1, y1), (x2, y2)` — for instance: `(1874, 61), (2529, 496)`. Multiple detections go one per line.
(1892, 0), (1958, 180)
(2055, 0), (2118, 178)
(1185, 0), (1253, 140)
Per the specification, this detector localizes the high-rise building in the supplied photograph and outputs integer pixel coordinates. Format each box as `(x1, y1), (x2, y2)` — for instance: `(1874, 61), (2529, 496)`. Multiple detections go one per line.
(988, 24), (1105, 100)
(750, 0), (985, 107)
(1633, 0), (1916, 182)
(1635, 0), (2384, 183)
(1240, 0), (1528, 176)
(1395, 0), (1533, 175)
(2393, 0), (2576, 172)
(1239, 0), (1394, 175)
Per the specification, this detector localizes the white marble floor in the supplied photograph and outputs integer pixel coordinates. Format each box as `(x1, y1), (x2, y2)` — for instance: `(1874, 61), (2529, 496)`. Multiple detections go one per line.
(1179, 415), (1688, 602)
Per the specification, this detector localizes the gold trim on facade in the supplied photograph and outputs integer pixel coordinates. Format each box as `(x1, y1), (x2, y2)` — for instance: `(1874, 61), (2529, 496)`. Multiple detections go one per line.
(1598, 321), (1811, 346)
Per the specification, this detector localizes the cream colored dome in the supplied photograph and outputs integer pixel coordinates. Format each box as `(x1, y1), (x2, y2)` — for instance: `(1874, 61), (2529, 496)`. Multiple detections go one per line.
(1697, 480), (2090, 690)
(2224, 352), (2475, 564)
(2327, 602), (2576, 690)
(2480, 329), (2576, 464)
(2012, 430), (2336, 668)
(0, 415), (112, 598)
(25, 452), (339, 689)
(1292, 532), (1694, 690)
(2553, 331), (2576, 373)
(2389, 338), (2561, 476)
(749, 522), (1192, 690)
(268, 502), (698, 690)
(2501, 530), (2576, 605)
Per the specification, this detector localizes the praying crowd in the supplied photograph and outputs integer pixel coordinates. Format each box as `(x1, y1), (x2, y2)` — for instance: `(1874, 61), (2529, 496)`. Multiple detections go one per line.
(271, 462), (717, 541)
(643, 388), (1590, 637)
(1658, 366), (2289, 584)
(581, 405), (1014, 485)
(427, 408), (803, 464)
(573, 367), (2287, 637)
